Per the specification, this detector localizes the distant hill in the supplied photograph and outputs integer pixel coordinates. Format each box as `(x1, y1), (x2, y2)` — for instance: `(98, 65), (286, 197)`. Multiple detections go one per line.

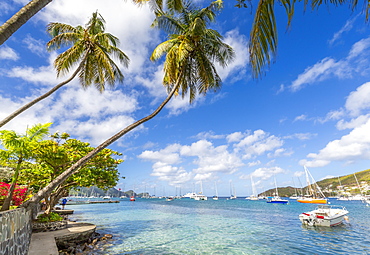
(70, 186), (149, 198)
(262, 168), (370, 197)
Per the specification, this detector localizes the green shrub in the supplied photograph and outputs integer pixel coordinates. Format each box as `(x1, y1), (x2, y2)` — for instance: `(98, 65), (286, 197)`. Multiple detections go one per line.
(36, 212), (63, 222)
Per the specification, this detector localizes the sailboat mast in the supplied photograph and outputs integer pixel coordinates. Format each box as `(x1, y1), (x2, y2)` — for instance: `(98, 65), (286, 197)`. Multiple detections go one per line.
(274, 177), (279, 197)
(354, 173), (364, 197)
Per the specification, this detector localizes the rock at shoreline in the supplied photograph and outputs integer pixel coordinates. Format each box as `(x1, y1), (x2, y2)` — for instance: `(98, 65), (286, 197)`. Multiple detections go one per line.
(58, 231), (114, 255)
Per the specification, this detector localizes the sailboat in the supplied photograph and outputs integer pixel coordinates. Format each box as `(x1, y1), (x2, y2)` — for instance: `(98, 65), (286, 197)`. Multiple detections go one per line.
(229, 181), (237, 200)
(289, 178), (301, 199)
(194, 181), (207, 200)
(297, 166), (327, 204)
(213, 182), (219, 200)
(267, 177), (288, 204)
(246, 176), (259, 200)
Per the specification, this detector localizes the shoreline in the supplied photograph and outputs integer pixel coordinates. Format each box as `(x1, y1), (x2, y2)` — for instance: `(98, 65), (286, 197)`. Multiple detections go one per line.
(59, 209), (115, 254)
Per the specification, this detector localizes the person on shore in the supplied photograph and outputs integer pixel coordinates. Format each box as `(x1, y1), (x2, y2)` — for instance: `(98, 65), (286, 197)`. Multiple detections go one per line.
(61, 198), (67, 210)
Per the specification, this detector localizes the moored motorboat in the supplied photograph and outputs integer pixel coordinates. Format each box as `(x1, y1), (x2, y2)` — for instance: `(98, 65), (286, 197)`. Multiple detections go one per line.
(299, 205), (349, 227)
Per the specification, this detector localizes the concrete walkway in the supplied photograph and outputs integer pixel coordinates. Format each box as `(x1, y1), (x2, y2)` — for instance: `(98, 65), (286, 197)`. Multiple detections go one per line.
(28, 221), (96, 255)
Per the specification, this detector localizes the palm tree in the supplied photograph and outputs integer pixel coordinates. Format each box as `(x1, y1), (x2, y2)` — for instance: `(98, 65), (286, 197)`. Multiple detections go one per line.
(0, 11), (129, 128)
(0, 0), (53, 46)
(22, 0), (235, 214)
(246, 0), (370, 78)
(2, 0), (370, 78)
(0, 123), (51, 211)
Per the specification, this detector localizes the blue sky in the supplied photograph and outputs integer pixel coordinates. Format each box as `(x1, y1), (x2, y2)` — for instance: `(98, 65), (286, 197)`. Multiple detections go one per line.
(1, 0), (370, 197)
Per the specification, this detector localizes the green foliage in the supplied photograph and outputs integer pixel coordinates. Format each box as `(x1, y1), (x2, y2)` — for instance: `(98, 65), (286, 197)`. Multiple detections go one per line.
(19, 132), (122, 203)
(151, 0), (235, 103)
(46, 11), (129, 92)
(0, 123), (51, 211)
(36, 212), (63, 222)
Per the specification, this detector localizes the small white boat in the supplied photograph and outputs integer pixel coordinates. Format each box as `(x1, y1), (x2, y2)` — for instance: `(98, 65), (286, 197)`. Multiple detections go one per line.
(193, 194), (208, 200)
(299, 205), (349, 227)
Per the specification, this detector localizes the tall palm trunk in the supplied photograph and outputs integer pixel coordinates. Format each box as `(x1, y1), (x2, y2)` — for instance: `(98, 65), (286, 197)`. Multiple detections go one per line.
(22, 78), (183, 213)
(0, 64), (82, 128)
(0, 0), (53, 45)
(1, 157), (22, 211)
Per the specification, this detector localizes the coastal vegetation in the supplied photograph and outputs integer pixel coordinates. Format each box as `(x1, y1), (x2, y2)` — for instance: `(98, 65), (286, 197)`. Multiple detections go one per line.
(21, 1), (235, 214)
(0, 123), (51, 211)
(0, 124), (122, 213)
(1, 0), (369, 215)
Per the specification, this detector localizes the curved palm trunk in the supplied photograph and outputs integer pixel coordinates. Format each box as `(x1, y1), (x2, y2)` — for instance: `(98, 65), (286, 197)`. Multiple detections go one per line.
(22, 80), (181, 214)
(0, 64), (82, 128)
(0, 0), (53, 46)
(1, 158), (22, 211)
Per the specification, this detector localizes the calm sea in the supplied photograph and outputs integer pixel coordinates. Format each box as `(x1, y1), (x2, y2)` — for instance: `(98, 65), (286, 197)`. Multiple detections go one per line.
(68, 198), (370, 254)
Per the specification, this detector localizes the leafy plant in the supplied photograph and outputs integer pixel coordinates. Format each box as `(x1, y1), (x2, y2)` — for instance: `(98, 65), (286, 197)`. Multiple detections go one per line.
(36, 212), (63, 222)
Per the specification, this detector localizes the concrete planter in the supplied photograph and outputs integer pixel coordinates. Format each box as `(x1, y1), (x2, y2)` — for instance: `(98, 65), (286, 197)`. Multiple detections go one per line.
(32, 220), (68, 233)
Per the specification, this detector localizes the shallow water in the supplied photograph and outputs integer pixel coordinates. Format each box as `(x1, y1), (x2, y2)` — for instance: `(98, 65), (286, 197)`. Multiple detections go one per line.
(68, 198), (370, 254)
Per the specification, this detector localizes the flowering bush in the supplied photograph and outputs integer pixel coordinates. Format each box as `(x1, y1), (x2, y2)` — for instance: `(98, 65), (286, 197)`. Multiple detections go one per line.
(0, 182), (28, 206)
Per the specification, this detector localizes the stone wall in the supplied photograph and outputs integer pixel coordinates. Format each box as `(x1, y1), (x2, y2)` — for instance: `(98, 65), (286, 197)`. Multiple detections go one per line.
(0, 208), (32, 255)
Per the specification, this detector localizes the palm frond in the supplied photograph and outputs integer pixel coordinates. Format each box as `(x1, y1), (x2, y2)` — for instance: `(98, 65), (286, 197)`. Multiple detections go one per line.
(249, 0), (277, 78)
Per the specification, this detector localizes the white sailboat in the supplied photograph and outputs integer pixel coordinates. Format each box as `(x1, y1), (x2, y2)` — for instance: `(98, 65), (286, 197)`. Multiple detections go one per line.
(213, 182), (219, 200)
(246, 176), (259, 200)
(229, 181), (237, 200)
(267, 177), (288, 204)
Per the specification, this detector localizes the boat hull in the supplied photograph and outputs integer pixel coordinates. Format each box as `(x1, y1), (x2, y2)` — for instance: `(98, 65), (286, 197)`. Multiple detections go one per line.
(299, 205), (348, 227)
(267, 200), (288, 204)
(297, 198), (327, 204)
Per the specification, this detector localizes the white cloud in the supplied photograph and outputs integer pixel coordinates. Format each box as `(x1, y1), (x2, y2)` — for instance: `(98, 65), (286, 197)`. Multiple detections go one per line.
(293, 171), (304, 177)
(0, 46), (19, 60)
(226, 131), (244, 143)
(347, 37), (370, 60)
(328, 16), (358, 45)
(234, 130), (284, 159)
(285, 133), (316, 141)
(247, 160), (261, 167)
(290, 57), (337, 91)
(194, 131), (225, 140)
(138, 129), (289, 184)
(301, 118), (370, 167)
(294, 114), (307, 122)
(251, 167), (285, 180)
(139, 144), (182, 165)
(290, 37), (370, 92)
(345, 82), (370, 116)
(5, 53), (59, 85)
(215, 29), (249, 82)
(22, 35), (46, 56)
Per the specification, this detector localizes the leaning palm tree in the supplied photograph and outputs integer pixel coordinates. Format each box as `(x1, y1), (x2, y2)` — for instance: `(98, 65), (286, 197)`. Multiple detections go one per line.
(0, 0), (53, 45)
(22, 0), (235, 214)
(0, 11), (129, 128)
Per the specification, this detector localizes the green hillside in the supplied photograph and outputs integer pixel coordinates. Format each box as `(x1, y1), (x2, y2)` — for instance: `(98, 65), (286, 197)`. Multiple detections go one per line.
(263, 168), (370, 197)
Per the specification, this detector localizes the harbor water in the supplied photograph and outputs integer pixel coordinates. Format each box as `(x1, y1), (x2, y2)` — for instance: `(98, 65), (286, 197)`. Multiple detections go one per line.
(68, 198), (370, 254)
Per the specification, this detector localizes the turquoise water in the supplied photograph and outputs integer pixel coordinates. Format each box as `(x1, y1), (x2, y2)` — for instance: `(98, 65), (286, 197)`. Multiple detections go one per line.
(68, 198), (370, 254)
